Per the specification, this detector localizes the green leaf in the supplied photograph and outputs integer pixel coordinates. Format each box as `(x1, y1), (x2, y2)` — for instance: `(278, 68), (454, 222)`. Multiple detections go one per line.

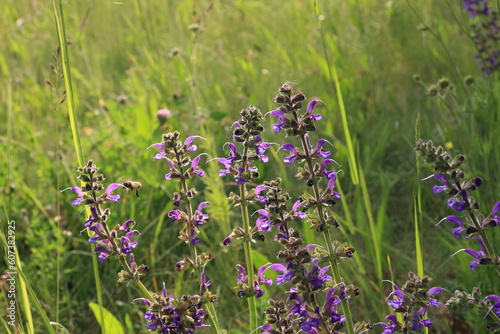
(89, 302), (125, 334)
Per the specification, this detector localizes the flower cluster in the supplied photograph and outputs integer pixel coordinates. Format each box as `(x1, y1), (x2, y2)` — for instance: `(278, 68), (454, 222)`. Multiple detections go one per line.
(258, 85), (361, 333)
(416, 139), (499, 269)
(133, 283), (208, 333)
(61, 160), (146, 273)
(149, 131), (209, 245)
(270, 84), (341, 231)
(463, 0), (500, 76)
(218, 105), (270, 185)
(377, 273), (442, 333)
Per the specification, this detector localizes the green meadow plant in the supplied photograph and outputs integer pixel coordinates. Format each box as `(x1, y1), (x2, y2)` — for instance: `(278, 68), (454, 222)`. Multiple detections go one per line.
(61, 84), (499, 334)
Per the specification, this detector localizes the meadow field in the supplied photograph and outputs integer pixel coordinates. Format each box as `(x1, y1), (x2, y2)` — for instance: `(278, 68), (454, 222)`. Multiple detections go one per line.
(1, 0), (499, 333)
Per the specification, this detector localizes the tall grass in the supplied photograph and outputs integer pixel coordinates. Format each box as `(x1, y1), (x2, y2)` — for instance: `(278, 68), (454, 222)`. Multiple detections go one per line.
(0, 0), (498, 332)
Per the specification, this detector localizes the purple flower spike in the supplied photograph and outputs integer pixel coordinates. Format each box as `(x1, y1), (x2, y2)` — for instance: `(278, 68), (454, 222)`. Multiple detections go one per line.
(105, 183), (122, 202)
(307, 100), (322, 121)
(281, 143), (298, 164)
(270, 109), (287, 132)
(435, 216), (466, 238)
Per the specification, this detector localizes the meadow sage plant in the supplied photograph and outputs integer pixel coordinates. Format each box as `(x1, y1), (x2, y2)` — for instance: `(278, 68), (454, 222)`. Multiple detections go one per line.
(148, 131), (221, 333)
(218, 105), (272, 331)
(262, 84), (361, 334)
(463, 0), (500, 76)
(416, 139), (500, 331)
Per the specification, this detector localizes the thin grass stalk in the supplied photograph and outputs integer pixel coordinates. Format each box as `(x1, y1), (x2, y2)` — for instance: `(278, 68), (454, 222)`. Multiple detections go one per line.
(313, 0), (359, 185)
(52, 1), (106, 332)
(239, 183), (258, 332)
(414, 114), (425, 278)
(358, 164), (383, 283)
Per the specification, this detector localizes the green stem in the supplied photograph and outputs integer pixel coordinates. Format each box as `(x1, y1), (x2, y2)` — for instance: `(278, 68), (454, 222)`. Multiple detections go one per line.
(299, 134), (355, 334)
(239, 183), (258, 331)
(177, 154), (221, 334)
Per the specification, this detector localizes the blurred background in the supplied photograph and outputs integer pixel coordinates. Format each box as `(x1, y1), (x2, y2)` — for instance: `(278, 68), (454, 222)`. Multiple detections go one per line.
(1, 0), (499, 332)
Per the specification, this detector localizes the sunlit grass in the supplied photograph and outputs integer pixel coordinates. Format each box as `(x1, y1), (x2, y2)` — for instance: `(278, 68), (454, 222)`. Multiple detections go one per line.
(1, 0), (498, 332)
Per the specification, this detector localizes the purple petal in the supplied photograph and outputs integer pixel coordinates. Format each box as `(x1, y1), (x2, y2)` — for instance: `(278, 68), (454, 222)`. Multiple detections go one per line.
(492, 202), (500, 216)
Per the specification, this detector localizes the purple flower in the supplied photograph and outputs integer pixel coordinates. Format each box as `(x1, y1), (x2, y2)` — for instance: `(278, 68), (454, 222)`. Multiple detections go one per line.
(291, 200), (306, 219)
(254, 135), (271, 163)
(490, 201), (500, 225)
(253, 209), (272, 232)
(420, 173), (450, 193)
(120, 230), (139, 254)
(119, 219), (136, 232)
(309, 264), (331, 287)
(269, 262), (295, 285)
(326, 176), (341, 198)
(147, 143), (167, 160)
(218, 142), (239, 176)
(168, 209), (184, 222)
(84, 206), (99, 227)
(236, 264), (247, 283)
(190, 154), (205, 177)
(105, 183), (122, 202)
(254, 185), (268, 204)
(310, 138), (331, 159)
(435, 216), (467, 238)
(257, 265), (273, 286)
(183, 136), (204, 151)
(451, 236), (487, 270)
(386, 284), (405, 309)
(320, 159), (339, 180)
(222, 234), (233, 246)
(306, 100), (322, 121)
(269, 109), (287, 132)
(193, 202), (210, 226)
(94, 245), (110, 264)
(164, 158), (176, 179)
(485, 295), (500, 317)
(374, 314), (400, 334)
(447, 189), (468, 212)
(281, 143), (299, 164)
(60, 186), (86, 205)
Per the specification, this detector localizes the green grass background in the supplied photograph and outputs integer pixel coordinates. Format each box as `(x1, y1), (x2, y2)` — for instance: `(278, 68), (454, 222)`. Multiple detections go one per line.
(1, 0), (499, 333)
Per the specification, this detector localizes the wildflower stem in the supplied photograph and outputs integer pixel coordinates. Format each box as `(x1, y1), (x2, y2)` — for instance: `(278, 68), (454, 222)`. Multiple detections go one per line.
(299, 134), (355, 334)
(239, 182), (258, 331)
(118, 255), (155, 301)
(178, 155), (222, 334)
